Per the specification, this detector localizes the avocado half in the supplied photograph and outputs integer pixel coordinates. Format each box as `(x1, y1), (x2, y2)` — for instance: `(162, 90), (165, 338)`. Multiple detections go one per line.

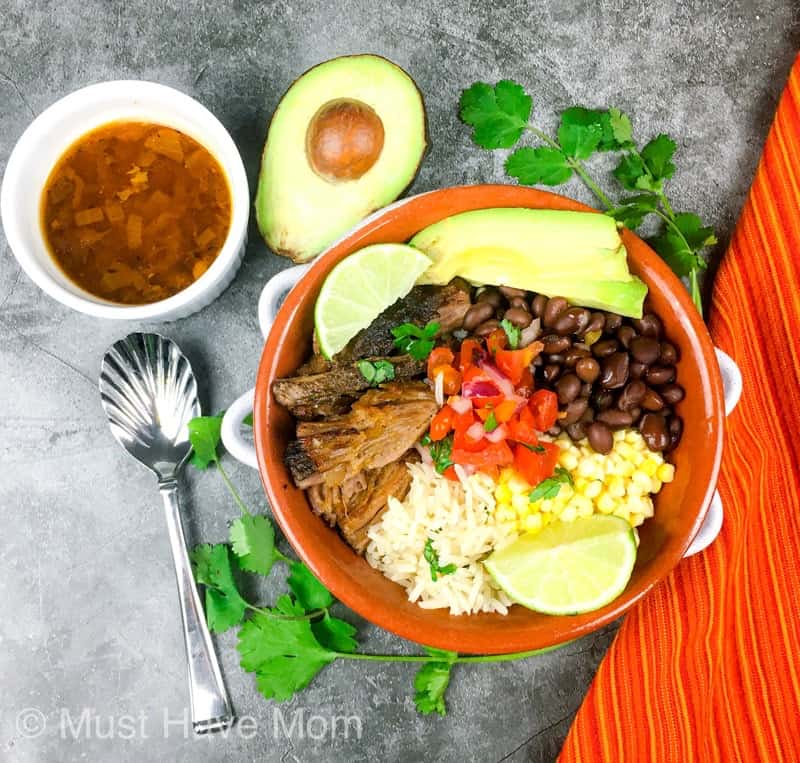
(256, 55), (428, 263)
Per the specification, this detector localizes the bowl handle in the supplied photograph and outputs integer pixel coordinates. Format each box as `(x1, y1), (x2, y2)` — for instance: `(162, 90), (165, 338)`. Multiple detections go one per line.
(221, 265), (311, 468)
(683, 347), (742, 557)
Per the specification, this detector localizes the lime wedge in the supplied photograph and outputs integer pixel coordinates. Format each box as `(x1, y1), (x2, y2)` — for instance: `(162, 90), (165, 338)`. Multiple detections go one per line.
(314, 244), (432, 359)
(484, 515), (636, 615)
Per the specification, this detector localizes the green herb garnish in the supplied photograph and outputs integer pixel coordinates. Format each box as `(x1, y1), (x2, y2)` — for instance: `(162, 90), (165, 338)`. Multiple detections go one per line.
(520, 442), (546, 453)
(357, 359), (396, 387)
(391, 321), (440, 360)
(499, 318), (521, 349)
(425, 433), (454, 474)
(186, 414), (547, 716)
(528, 466), (574, 502)
(423, 538), (458, 582)
(459, 80), (716, 315)
(484, 411), (499, 432)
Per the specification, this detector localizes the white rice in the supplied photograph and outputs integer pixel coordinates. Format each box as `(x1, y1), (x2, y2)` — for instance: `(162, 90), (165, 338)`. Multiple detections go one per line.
(365, 462), (520, 615)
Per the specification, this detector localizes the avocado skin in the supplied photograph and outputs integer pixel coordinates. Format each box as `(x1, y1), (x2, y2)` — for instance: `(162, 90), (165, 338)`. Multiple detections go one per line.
(256, 54), (428, 263)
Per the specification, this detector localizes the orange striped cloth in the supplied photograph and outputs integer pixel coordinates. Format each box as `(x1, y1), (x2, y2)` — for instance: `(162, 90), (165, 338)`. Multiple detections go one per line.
(559, 54), (800, 763)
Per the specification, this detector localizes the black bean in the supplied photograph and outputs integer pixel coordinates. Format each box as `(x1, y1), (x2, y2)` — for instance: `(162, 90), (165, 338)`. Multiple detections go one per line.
(476, 287), (502, 308)
(463, 302), (495, 331)
(600, 352), (630, 389)
(556, 373), (582, 404)
(628, 406), (642, 422)
(630, 360), (648, 380)
(661, 406), (674, 419)
(632, 313), (663, 338)
(617, 380), (647, 411)
(543, 296), (569, 328)
(575, 357), (601, 383)
(640, 413), (669, 451)
(547, 353), (566, 364)
(646, 365), (676, 386)
(658, 342), (677, 364)
(532, 355), (543, 367)
(592, 338), (619, 358)
(564, 347), (590, 367)
(555, 307), (591, 335)
(581, 312), (606, 336)
(594, 390), (615, 410)
(503, 306), (532, 327)
(473, 319), (500, 337)
(542, 334), (571, 354)
(596, 409), (634, 428)
(667, 416), (683, 451)
(580, 382), (593, 398)
(531, 294), (548, 318)
(509, 296), (529, 310)
(661, 383), (685, 405)
(616, 325), (637, 349)
(547, 424), (562, 437)
(566, 422), (587, 441)
(562, 398), (589, 425)
(641, 388), (665, 411)
(543, 364), (561, 383)
(587, 421), (614, 454)
(499, 285), (526, 299)
(603, 313), (623, 332)
(630, 336), (661, 364)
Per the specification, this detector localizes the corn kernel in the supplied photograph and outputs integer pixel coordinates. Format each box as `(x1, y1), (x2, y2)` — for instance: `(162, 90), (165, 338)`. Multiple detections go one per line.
(507, 475), (529, 494)
(573, 477), (588, 493)
(629, 512), (644, 527)
(650, 478), (663, 494)
(573, 495), (594, 517)
(511, 493), (529, 512)
(657, 463), (675, 483)
(607, 477), (626, 498)
(495, 484), (512, 503)
(597, 492), (616, 514)
(641, 458), (659, 477)
(625, 430), (640, 443)
(499, 468), (514, 484)
(559, 451), (579, 471)
(584, 480), (603, 499)
(577, 459), (599, 479)
(613, 429), (627, 442)
(524, 513), (543, 533)
(539, 498), (553, 513)
(632, 471), (653, 492)
(560, 505), (578, 523)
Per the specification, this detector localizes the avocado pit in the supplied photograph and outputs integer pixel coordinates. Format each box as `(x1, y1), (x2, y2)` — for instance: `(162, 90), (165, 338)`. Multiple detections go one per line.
(305, 98), (385, 182)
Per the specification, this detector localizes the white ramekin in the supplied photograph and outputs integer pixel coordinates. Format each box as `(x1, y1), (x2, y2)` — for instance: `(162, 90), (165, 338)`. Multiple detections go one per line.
(0, 80), (249, 321)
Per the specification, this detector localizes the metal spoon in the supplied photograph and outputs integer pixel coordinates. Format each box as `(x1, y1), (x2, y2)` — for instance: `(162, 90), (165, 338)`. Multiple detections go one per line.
(99, 332), (233, 734)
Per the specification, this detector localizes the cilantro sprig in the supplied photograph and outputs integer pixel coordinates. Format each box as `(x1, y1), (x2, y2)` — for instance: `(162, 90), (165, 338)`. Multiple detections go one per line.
(423, 538), (458, 581)
(529, 466), (574, 502)
(357, 359), (396, 387)
(459, 80), (717, 315)
(187, 413), (545, 717)
(421, 432), (454, 474)
(499, 318), (520, 349)
(391, 321), (440, 360)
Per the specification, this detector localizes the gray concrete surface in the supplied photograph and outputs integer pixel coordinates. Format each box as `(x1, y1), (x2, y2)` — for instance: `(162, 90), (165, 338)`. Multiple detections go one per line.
(1, 1), (797, 761)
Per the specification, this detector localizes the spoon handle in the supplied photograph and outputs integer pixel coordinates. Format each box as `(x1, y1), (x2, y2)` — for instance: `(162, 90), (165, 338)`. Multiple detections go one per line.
(160, 480), (234, 733)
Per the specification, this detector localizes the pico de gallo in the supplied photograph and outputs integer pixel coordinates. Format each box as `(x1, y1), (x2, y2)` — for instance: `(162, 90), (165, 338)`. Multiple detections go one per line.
(421, 323), (561, 486)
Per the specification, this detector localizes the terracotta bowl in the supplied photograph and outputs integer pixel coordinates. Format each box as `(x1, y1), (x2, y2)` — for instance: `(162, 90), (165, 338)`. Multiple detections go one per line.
(253, 185), (724, 654)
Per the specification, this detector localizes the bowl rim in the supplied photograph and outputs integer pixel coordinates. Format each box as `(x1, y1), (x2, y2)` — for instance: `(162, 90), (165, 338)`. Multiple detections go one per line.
(253, 184), (725, 653)
(0, 79), (249, 320)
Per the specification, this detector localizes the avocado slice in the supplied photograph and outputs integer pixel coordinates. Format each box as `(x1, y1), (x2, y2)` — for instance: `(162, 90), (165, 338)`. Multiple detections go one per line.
(256, 55), (427, 263)
(410, 208), (647, 317)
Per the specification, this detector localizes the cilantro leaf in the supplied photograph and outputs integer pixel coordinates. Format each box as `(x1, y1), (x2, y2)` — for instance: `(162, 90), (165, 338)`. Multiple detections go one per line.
(499, 318), (521, 348)
(520, 442), (546, 453)
(426, 434), (453, 475)
(529, 466), (574, 502)
(505, 146), (572, 185)
(391, 322), (439, 361)
(237, 599), (337, 701)
(312, 613), (359, 654)
(640, 134), (676, 182)
(229, 513), (278, 576)
(612, 153), (650, 192)
(484, 411), (498, 432)
(242, 413), (253, 427)
(414, 659), (454, 716)
(423, 538), (457, 581)
(649, 213), (715, 278)
(557, 107), (604, 159)
(603, 108), (634, 150)
(190, 543), (248, 632)
(607, 193), (660, 229)
(287, 561), (334, 611)
(188, 415), (223, 469)
(357, 359), (396, 387)
(459, 80), (532, 149)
